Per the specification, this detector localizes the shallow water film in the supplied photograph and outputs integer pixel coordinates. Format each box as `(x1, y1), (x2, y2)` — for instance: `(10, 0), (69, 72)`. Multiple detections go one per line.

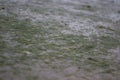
(0, 0), (120, 80)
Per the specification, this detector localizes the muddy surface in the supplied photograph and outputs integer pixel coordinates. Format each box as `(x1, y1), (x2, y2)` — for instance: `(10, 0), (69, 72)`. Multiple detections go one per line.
(0, 0), (120, 80)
